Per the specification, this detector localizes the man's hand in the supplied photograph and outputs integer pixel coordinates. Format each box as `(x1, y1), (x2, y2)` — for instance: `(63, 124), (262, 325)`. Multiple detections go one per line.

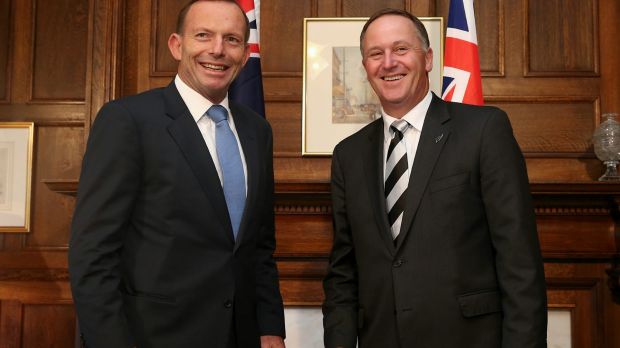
(260, 335), (285, 348)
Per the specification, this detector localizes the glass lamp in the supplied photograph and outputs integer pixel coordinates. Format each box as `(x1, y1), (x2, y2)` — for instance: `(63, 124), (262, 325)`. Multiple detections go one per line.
(593, 112), (620, 181)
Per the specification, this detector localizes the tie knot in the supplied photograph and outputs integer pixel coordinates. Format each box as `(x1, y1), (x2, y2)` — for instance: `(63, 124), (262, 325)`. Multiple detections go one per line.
(207, 105), (228, 123)
(390, 119), (409, 136)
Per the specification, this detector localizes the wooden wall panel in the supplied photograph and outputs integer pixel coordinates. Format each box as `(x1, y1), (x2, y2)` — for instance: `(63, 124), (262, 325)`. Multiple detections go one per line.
(0, 0), (10, 102)
(547, 286), (601, 347)
(342, 0), (405, 16)
(526, 0), (598, 76)
(152, 0), (183, 75)
(31, 0), (89, 101)
(275, 214), (332, 256)
(0, 300), (21, 348)
(26, 127), (83, 249)
(436, 0), (504, 76)
(489, 98), (597, 155)
(261, 2), (313, 74)
(21, 304), (75, 347)
(0, 281), (74, 348)
(545, 262), (608, 348)
(538, 216), (616, 255)
(268, 102), (302, 156)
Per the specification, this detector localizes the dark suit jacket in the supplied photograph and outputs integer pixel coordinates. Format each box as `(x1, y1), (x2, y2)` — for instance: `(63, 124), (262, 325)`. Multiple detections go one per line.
(69, 82), (285, 348)
(323, 94), (547, 348)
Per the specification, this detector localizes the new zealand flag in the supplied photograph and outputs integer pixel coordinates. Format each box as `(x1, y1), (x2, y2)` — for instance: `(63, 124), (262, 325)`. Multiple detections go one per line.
(442, 0), (484, 105)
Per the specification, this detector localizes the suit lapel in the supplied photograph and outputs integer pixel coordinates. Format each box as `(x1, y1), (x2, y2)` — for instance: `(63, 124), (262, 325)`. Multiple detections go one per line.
(163, 83), (234, 242)
(230, 103), (258, 250)
(363, 120), (396, 255)
(397, 95), (451, 249)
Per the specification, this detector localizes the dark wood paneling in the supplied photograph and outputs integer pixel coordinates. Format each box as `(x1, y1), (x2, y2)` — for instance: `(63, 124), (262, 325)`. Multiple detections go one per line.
(275, 215), (332, 256)
(31, 0), (89, 101)
(280, 278), (324, 305)
(342, 0), (405, 16)
(317, 0), (338, 17)
(488, 98), (597, 155)
(263, 75), (302, 102)
(545, 262), (607, 347)
(526, 0), (598, 76)
(22, 304), (75, 347)
(538, 215), (616, 256)
(436, 0), (503, 76)
(599, 0), (620, 113)
(475, 0), (502, 75)
(261, 2), (312, 73)
(26, 126), (83, 249)
(0, 300), (22, 347)
(0, 0), (10, 101)
(274, 157), (331, 182)
(268, 102), (302, 156)
(152, 0), (183, 75)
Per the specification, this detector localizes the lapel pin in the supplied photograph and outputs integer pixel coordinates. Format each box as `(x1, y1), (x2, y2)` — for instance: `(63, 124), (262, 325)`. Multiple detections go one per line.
(434, 134), (444, 143)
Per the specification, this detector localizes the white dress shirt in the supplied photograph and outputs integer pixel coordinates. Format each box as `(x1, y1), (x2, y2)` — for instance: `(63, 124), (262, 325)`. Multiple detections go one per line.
(175, 75), (248, 193)
(382, 90), (433, 183)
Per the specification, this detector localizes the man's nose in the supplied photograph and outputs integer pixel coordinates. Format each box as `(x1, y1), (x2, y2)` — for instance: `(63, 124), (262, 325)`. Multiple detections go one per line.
(382, 51), (397, 69)
(209, 36), (225, 56)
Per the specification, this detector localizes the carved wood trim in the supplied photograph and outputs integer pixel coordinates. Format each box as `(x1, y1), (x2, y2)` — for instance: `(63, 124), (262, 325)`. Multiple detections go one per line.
(0, 269), (69, 281)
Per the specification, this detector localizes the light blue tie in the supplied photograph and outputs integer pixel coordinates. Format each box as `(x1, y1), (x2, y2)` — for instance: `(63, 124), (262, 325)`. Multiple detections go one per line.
(207, 105), (246, 239)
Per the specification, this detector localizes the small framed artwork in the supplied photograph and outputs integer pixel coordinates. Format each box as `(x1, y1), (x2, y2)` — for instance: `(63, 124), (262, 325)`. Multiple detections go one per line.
(302, 17), (444, 156)
(0, 122), (34, 232)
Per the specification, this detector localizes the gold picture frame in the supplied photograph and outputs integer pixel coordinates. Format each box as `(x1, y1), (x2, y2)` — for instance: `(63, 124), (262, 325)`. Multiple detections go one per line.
(0, 122), (34, 232)
(301, 17), (444, 156)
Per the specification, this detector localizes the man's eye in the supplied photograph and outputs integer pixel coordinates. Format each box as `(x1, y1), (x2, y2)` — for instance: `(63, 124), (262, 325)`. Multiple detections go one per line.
(395, 47), (408, 54)
(225, 36), (242, 45)
(196, 33), (209, 39)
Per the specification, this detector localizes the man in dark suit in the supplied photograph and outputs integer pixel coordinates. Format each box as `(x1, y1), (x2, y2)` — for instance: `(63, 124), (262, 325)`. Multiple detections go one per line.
(68, 1), (285, 347)
(323, 8), (547, 348)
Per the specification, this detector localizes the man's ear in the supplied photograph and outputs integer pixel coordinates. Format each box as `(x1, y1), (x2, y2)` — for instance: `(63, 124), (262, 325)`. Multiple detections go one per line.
(168, 33), (182, 61)
(425, 47), (433, 72)
(242, 43), (251, 66)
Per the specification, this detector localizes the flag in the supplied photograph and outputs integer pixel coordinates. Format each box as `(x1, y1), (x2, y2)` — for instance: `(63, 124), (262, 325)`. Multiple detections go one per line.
(230, 0), (266, 117)
(441, 0), (483, 105)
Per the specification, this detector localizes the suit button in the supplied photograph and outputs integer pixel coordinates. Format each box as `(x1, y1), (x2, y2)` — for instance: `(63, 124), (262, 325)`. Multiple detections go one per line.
(393, 259), (405, 268)
(224, 300), (233, 308)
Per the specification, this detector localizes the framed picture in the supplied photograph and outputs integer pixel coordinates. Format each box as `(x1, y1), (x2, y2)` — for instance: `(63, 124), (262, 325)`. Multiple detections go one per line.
(0, 122), (34, 232)
(302, 17), (444, 156)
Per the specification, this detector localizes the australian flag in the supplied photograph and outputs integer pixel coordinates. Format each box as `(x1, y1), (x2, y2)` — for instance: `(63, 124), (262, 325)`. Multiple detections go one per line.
(230, 0), (266, 117)
(441, 0), (483, 105)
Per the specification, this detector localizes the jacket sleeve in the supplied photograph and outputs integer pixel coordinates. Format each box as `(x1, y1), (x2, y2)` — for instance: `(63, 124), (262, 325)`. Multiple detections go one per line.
(323, 145), (359, 348)
(479, 109), (548, 348)
(254, 123), (286, 337)
(68, 102), (140, 348)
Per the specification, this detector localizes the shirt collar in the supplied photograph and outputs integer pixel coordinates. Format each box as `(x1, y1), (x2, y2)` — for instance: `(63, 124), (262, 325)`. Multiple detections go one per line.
(174, 75), (231, 123)
(382, 90), (432, 138)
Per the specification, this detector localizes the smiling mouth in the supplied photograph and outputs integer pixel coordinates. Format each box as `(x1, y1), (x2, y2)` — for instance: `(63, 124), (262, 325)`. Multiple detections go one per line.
(382, 74), (405, 81)
(200, 63), (226, 71)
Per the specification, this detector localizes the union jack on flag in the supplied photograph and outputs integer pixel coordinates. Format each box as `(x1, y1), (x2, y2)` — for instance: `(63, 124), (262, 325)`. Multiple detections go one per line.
(230, 0), (266, 117)
(441, 0), (483, 105)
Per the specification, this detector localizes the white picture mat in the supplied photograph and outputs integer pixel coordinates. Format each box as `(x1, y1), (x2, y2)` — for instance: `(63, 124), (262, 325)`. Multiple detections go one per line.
(0, 123), (33, 231)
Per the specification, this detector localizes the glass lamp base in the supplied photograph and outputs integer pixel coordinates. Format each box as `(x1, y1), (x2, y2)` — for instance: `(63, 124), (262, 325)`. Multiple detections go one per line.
(598, 161), (620, 181)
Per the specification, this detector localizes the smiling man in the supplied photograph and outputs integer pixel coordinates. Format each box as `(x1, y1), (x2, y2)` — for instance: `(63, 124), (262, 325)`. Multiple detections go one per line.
(69, 1), (285, 347)
(322, 8), (547, 348)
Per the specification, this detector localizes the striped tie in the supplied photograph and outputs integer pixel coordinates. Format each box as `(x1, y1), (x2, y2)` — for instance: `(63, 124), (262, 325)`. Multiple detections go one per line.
(385, 119), (410, 240)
